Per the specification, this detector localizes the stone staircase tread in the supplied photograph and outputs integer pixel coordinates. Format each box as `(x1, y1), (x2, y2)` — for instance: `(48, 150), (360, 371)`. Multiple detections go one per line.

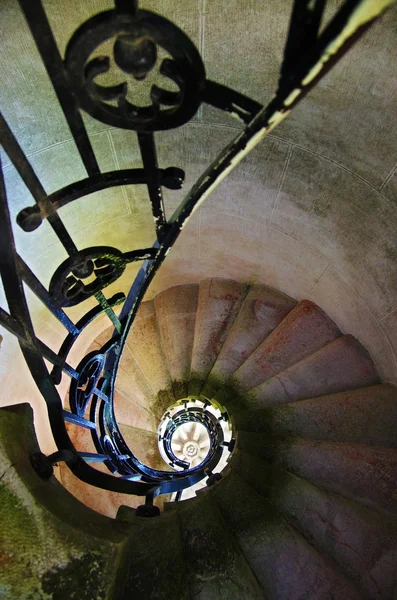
(209, 470), (361, 599)
(236, 434), (397, 518)
(125, 299), (175, 419)
(233, 450), (397, 600)
(250, 334), (380, 408)
(177, 494), (264, 599)
(105, 278), (397, 600)
(232, 299), (342, 392)
(203, 284), (297, 395)
(235, 383), (397, 447)
(189, 278), (248, 395)
(154, 283), (199, 399)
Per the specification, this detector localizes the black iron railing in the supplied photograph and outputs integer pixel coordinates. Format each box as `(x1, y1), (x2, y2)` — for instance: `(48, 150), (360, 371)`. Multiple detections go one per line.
(0, 0), (393, 507)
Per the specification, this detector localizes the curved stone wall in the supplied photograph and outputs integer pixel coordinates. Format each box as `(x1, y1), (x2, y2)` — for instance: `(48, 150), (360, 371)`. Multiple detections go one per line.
(0, 0), (396, 453)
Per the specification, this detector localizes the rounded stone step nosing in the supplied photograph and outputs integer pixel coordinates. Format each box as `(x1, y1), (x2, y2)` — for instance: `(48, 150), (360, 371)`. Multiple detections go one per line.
(235, 383), (397, 447)
(232, 299), (342, 392)
(207, 283), (297, 388)
(239, 435), (397, 519)
(208, 469), (361, 599)
(154, 283), (199, 397)
(247, 334), (380, 408)
(233, 449), (397, 600)
(189, 278), (248, 396)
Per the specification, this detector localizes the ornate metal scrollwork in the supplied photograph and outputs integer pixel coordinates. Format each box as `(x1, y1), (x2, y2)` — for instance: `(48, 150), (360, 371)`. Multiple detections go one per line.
(101, 434), (135, 476)
(64, 8), (206, 131)
(49, 246), (127, 306)
(70, 351), (106, 416)
(1, 0), (391, 499)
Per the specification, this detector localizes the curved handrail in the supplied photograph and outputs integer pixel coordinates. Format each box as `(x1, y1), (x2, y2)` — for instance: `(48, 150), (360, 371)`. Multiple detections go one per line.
(0, 0), (394, 500)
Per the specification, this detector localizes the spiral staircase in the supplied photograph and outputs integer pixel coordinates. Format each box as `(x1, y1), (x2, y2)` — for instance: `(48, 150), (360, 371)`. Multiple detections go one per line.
(1, 0), (397, 598)
(48, 276), (397, 598)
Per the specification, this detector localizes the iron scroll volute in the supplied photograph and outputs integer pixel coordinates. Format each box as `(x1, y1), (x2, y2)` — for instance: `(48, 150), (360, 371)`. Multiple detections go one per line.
(64, 8), (206, 131)
(49, 246), (127, 306)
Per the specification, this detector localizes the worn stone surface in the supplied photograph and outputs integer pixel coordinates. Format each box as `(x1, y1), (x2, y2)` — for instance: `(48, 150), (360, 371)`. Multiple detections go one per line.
(207, 283), (296, 389)
(210, 470), (361, 600)
(114, 346), (157, 431)
(203, 0), (288, 119)
(276, 4), (397, 188)
(204, 2), (397, 187)
(250, 334), (380, 407)
(124, 300), (175, 420)
(113, 387), (156, 433)
(309, 266), (397, 384)
(111, 511), (190, 600)
(198, 211), (331, 300)
(177, 495), (263, 600)
(233, 299), (341, 391)
(272, 147), (397, 320)
(249, 436), (397, 519)
(234, 451), (397, 600)
(1, 0), (397, 591)
(0, 404), (125, 599)
(383, 169), (397, 205)
(189, 278), (247, 395)
(237, 384), (397, 448)
(154, 283), (199, 398)
(3, 266), (397, 599)
(379, 306), (397, 379)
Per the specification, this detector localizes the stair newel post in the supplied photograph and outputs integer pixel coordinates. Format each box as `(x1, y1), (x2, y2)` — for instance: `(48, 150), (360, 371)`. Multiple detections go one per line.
(30, 449), (76, 480)
(136, 492), (161, 517)
(205, 468), (222, 487)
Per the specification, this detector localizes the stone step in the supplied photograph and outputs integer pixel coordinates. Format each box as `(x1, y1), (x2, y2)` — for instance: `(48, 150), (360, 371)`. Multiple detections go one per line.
(189, 278), (247, 396)
(232, 299), (341, 392)
(114, 350), (157, 431)
(203, 284), (296, 396)
(118, 422), (166, 471)
(113, 388), (156, 433)
(233, 451), (397, 600)
(125, 300), (174, 420)
(86, 327), (157, 430)
(154, 283), (199, 399)
(236, 384), (397, 447)
(250, 334), (380, 408)
(209, 471), (360, 599)
(112, 510), (189, 599)
(177, 495), (263, 599)
(238, 435), (397, 518)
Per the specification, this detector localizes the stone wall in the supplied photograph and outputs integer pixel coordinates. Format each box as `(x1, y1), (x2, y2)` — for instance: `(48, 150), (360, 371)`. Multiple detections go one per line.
(0, 0), (396, 456)
(0, 403), (128, 599)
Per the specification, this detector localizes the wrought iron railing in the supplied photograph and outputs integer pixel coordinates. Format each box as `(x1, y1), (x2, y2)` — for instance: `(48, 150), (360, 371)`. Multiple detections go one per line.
(0, 0), (393, 509)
